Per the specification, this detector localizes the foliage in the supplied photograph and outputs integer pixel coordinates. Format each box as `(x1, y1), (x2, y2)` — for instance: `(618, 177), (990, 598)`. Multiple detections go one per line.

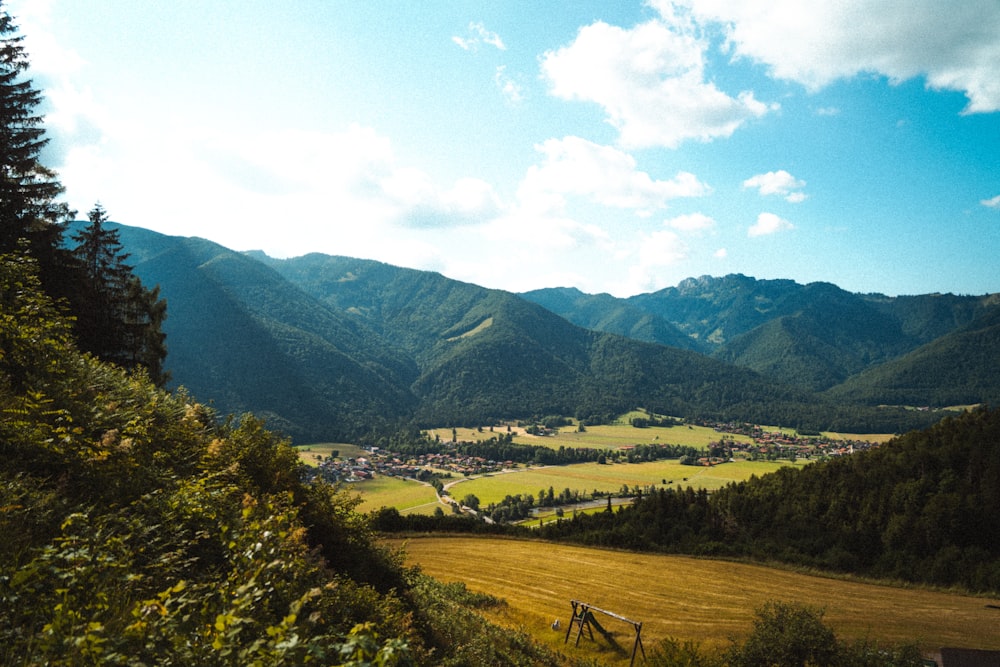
(646, 601), (923, 667)
(724, 601), (839, 667)
(0, 3), (72, 261)
(407, 576), (564, 667)
(69, 203), (168, 384)
(0, 248), (564, 665)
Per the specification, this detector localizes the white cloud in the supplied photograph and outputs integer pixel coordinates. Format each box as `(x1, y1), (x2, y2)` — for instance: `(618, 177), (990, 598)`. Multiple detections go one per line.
(483, 210), (611, 253)
(748, 212), (794, 237)
(494, 66), (524, 105)
(668, 0), (1000, 113)
(392, 176), (503, 229)
(626, 229), (691, 293)
(452, 21), (505, 51)
(743, 170), (807, 203)
(666, 212), (716, 233)
(981, 195), (1000, 209)
(713, 247), (728, 258)
(518, 136), (709, 215)
(641, 229), (689, 264)
(54, 116), (505, 262)
(540, 18), (774, 148)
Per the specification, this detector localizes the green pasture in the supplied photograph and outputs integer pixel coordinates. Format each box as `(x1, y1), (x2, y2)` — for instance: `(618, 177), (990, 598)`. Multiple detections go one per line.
(393, 536), (1000, 663)
(445, 459), (806, 506)
(349, 476), (442, 515)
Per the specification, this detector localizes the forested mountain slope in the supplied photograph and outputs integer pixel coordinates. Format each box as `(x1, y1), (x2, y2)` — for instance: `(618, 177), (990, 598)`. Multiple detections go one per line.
(526, 275), (1000, 399)
(103, 224), (419, 441)
(824, 305), (1000, 406)
(101, 224), (946, 439)
(260, 253), (823, 428)
(520, 286), (701, 351)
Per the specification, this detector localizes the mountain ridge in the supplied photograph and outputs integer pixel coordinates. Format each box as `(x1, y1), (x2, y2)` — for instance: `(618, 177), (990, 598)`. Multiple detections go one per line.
(94, 222), (992, 441)
(524, 274), (999, 395)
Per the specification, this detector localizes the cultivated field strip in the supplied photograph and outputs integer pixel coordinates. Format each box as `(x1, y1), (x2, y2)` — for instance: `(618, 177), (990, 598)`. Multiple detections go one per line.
(394, 536), (1000, 660)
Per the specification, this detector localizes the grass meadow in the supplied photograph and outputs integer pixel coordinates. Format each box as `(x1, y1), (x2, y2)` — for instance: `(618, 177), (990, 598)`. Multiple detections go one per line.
(392, 536), (1000, 664)
(447, 459), (808, 506)
(351, 476), (441, 515)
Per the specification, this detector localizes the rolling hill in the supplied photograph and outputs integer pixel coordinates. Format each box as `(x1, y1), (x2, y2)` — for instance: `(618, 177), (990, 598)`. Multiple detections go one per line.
(97, 223), (980, 441)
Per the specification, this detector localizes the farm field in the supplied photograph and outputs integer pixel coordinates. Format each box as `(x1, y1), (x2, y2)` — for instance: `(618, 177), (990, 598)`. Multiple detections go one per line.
(447, 459), (808, 506)
(352, 476), (441, 515)
(392, 536), (1000, 664)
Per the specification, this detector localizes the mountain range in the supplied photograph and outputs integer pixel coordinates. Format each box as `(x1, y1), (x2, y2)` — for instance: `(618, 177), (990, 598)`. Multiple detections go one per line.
(97, 222), (1000, 443)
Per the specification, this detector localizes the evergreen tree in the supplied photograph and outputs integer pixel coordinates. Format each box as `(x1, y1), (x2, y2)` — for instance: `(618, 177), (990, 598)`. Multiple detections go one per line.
(0, 3), (73, 277)
(71, 203), (168, 385)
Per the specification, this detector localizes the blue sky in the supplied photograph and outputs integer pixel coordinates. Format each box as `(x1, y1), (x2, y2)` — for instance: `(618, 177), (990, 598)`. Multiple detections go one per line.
(9, 0), (1000, 296)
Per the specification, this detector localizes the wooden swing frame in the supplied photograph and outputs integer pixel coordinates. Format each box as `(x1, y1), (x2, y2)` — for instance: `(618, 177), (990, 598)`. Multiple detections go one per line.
(563, 599), (646, 666)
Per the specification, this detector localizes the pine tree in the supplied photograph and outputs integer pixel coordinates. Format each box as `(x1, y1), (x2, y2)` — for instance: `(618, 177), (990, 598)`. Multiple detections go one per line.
(0, 8), (168, 385)
(71, 203), (169, 385)
(0, 3), (72, 263)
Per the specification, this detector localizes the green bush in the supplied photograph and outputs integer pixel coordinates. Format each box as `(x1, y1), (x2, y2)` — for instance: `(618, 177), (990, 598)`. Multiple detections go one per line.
(648, 601), (924, 667)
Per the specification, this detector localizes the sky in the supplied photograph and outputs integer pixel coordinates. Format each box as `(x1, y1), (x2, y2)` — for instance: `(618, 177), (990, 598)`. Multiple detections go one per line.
(7, 0), (1000, 297)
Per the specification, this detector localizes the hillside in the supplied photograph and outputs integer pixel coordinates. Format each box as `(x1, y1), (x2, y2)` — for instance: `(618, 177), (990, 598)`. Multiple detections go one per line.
(85, 223), (952, 440)
(824, 305), (1000, 406)
(260, 253), (819, 428)
(520, 286), (702, 351)
(525, 275), (1000, 398)
(102, 224), (419, 441)
(0, 248), (570, 665)
(260, 251), (940, 433)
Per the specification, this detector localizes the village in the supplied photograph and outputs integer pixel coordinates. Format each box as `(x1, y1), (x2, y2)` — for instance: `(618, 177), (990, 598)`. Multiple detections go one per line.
(705, 421), (880, 460)
(300, 447), (514, 485)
